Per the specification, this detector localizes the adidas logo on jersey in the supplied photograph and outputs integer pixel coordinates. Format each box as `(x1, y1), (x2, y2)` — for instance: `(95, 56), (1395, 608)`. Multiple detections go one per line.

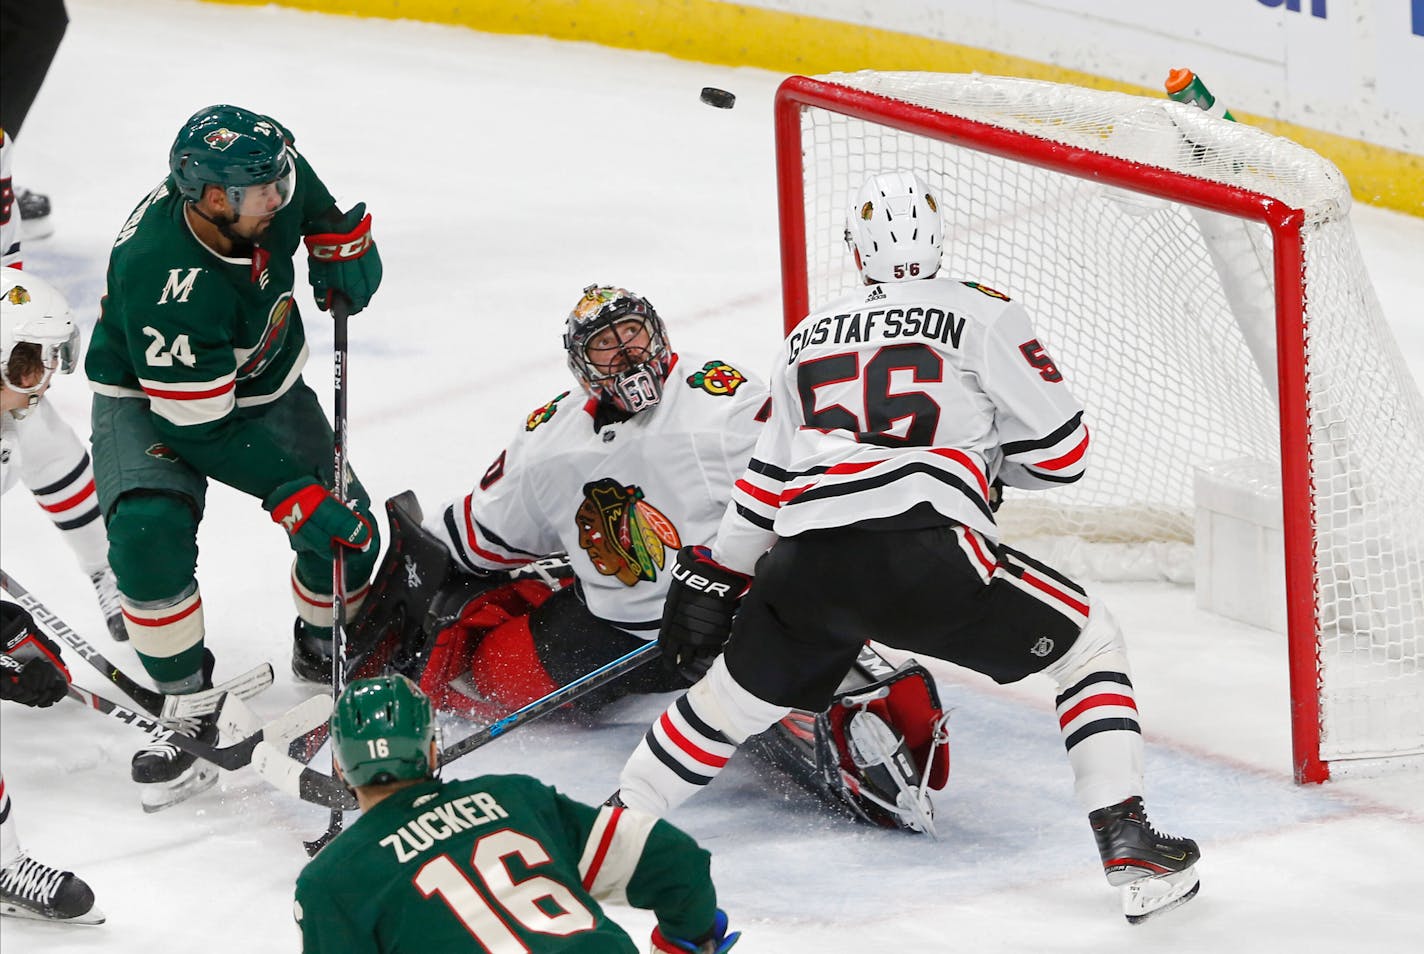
(866, 285), (887, 302)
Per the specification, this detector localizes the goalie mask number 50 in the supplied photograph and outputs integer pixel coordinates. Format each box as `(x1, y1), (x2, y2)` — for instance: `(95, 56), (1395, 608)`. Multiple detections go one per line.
(564, 285), (673, 414)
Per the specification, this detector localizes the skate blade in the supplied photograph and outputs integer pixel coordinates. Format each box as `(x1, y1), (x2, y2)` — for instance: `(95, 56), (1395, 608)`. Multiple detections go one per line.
(1, 900), (107, 925)
(1123, 866), (1200, 924)
(139, 764), (219, 814)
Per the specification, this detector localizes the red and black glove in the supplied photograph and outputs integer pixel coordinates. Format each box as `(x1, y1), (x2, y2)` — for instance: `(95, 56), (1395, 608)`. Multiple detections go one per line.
(304, 202), (382, 315)
(265, 477), (373, 556)
(659, 547), (750, 682)
(1, 600), (71, 708)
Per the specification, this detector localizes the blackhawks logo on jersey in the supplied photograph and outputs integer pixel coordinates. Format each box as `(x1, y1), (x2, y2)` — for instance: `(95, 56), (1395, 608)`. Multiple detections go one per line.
(526, 391), (569, 431)
(962, 281), (1011, 301)
(686, 360), (746, 396)
(5, 285), (31, 306)
(574, 478), (681, 587)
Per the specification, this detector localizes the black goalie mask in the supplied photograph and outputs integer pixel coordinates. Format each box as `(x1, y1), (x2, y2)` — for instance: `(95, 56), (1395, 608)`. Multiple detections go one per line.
(563, 285), (672, 415)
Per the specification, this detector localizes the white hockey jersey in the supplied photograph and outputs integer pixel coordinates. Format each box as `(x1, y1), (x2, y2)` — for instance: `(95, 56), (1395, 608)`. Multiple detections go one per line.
(1, 132), (17, 268)
(715, 276), (1090, 573)
(428, 352), (771, 635)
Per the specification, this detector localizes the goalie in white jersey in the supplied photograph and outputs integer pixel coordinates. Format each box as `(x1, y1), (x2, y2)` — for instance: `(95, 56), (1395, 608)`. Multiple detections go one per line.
(613, 172), (1201, 923)
(345, 283), (952, 831)
(423, 283), (772, 709)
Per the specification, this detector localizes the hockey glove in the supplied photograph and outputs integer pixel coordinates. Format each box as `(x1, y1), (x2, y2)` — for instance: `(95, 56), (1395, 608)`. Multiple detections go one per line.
(650, 909), (741, 953)
(1, 600), (70, 708)
(660, 546), (750, 682)
(266, 477), (374, 556)
(305, 202), (382, 315)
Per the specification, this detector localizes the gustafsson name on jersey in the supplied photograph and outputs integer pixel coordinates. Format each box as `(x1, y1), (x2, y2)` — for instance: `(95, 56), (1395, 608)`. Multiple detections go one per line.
(378, 791), (510, 863)
(788, 307), (966, 363)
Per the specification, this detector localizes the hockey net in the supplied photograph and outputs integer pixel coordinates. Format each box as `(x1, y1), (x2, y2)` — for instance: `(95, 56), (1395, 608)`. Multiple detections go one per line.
(774, 72), (1424, 783)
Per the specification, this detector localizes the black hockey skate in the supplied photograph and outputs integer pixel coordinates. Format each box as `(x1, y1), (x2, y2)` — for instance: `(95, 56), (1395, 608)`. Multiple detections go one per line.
(0, 853), (104, 924)
(1089, 795), (1201, 923)
(131, 652), (221, 812)
(292, 619), (336, 684)
(89, 568), (127, 642)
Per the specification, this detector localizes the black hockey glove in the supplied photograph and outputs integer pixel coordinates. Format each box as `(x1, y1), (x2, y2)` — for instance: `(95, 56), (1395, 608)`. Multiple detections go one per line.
(660, 546), (750, 682)
(1, 600), (70, 708)
(304, 202), (382, 315)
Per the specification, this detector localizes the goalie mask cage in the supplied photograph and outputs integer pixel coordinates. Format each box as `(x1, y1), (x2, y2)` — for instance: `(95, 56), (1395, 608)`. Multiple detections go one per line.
(774, 72), (1424, 784)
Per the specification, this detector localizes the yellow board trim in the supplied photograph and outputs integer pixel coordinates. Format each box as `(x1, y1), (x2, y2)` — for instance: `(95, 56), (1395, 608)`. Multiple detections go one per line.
(210, 0), (1422, 216)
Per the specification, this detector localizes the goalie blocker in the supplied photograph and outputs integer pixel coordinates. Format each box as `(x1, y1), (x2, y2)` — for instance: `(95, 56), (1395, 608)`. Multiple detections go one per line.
(345, 492), (953, 833)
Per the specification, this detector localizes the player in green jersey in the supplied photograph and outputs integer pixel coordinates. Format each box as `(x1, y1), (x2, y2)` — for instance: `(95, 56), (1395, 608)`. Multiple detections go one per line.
(295, 675), (740, 953)
(85, 104), (384, 811)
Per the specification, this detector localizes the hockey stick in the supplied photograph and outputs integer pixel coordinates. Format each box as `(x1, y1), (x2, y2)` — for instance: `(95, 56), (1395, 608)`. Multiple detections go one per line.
(254, 641), (664, 811)
(306, 292), (353, 856)
(1, 568), (273, 720)
(64, 684), (332, 773)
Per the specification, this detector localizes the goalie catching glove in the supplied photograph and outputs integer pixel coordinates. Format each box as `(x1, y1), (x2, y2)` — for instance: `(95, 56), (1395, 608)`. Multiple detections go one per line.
(304, 202), (382, 315)
(1, 600), (71, 708)
(660, 546), (750, 681)
(266, 477), (373, 555)
(650, 908), (740, 953)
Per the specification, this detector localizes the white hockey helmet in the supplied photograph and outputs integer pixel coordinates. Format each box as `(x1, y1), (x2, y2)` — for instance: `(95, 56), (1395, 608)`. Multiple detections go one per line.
(845, 171), (943, 283)
(2, 270), (80, 414)
(563, 284), (672, 414)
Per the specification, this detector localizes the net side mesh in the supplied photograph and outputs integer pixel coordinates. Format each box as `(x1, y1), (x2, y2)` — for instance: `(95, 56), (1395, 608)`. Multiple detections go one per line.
(793, 72), (1424, 768)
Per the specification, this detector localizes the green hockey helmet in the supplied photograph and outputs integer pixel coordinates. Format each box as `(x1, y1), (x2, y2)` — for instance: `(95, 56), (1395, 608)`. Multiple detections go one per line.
(330, 675), (436, 788)
(168, 105), (296, 216)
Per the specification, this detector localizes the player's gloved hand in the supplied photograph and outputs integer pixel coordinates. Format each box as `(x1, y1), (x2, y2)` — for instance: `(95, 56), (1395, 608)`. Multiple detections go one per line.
(1, 601), (71, 708)
(660, 546), (750, 682)
(304, 202), (382, 315)
(650, 909), (740, 953)
(265, 477), (373, 555)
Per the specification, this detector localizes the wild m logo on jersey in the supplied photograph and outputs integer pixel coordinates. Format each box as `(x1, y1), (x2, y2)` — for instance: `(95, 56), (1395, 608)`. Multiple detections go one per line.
(525, 391), (569, 431)
(145, 442), (181, 463)
(574, 478), (681, 587)
(159, 268), (201, 305)
(686, 361), (746, 396)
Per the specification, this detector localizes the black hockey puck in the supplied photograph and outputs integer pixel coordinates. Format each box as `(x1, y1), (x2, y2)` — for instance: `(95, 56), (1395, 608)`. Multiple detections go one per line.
(700, 87), (736, 109)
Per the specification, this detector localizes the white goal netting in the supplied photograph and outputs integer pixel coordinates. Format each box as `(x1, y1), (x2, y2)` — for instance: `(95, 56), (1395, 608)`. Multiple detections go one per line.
(783, 71), (1424, 777)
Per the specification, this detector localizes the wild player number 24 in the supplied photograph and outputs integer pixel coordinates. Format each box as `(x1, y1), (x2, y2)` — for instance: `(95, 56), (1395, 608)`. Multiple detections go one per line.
(142, 326), (197, 368)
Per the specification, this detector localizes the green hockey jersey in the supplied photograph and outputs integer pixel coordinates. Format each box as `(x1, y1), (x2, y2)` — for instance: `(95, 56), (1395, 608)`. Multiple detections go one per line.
(85, 144), (338, 498)
(294, 775), (719, 953)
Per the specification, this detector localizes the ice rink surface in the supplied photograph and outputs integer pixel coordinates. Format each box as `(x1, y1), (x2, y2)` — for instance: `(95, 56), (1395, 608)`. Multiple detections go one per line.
(2, 1), (1422, 950)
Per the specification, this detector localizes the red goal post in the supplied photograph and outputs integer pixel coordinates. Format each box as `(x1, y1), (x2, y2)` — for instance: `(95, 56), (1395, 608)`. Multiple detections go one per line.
(774, 72), (1424, 784)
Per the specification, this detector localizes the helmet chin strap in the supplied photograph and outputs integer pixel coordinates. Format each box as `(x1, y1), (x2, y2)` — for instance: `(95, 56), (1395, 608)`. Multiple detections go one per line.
(187, 201), (249, 247)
